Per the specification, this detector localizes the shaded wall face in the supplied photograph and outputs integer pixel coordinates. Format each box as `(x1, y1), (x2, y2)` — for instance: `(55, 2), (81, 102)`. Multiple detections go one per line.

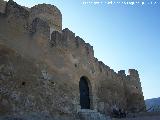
(125, 75), (146, 112)
(96, 77), (127, 114)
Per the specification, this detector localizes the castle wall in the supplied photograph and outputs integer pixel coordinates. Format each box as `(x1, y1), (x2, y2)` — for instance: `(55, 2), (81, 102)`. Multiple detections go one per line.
(0, 0), (145, 118)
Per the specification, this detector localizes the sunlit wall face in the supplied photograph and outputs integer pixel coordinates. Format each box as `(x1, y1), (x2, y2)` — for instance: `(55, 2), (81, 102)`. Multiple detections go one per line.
(4, 0), (160, 99)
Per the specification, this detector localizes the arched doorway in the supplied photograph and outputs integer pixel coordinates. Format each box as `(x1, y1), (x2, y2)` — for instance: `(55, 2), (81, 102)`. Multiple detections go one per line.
(79, 76), (90, 109)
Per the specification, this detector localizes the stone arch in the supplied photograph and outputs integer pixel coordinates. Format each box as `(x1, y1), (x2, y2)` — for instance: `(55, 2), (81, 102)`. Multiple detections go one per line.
(79, 76), (93, 109)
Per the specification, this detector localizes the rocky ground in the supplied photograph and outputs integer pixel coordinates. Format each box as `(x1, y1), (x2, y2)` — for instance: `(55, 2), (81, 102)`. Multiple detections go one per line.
(0, 112), (160, 120)
(112, 112), (160, 120)
(113, 116), (160, 120)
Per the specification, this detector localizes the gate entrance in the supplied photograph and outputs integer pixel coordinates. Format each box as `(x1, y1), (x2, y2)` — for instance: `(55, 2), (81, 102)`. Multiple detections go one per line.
(79, 76), (90, 109)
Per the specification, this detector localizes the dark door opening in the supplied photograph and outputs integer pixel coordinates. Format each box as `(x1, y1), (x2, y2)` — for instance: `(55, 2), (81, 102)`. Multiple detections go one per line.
(79, 77), (90, 109)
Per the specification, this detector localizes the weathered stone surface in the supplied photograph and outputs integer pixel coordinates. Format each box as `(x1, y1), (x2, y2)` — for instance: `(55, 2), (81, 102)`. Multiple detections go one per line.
(30, 3), (62, 32)
(0, 0), (6, 14)
(0, 0), (146, 119)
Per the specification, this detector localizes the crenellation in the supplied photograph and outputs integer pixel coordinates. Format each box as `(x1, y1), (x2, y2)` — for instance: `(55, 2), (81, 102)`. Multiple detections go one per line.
(49, 27), (95, 58)
(6, 0), (29, 18)
(94, 58), (98, 63)
(128, 69), (138, 76)
(84, 43), (94, 57)
(98, 61), (118, 79)
(75, 36), (86, 47)
(97, 61), (114, 77)
(62, 28), (75, 42)
(118, 70), (126, 76)
(0, 0), (30, 35)
(104, 65), (110, 70)
(75, 35), (94, 58)
(98, 61), (104, 65)
(128, 69), (139, 78)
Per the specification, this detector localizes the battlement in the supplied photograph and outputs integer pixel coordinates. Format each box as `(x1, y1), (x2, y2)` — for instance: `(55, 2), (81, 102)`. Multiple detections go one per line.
(128, 69), (139, 78)
(118, 70), (126, 76)
(5, 0), (29, 18)
(49, 28), (94, 57)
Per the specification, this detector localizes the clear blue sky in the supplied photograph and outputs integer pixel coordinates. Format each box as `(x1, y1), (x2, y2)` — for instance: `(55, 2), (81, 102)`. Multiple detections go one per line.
(8, 0), (160, 99)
